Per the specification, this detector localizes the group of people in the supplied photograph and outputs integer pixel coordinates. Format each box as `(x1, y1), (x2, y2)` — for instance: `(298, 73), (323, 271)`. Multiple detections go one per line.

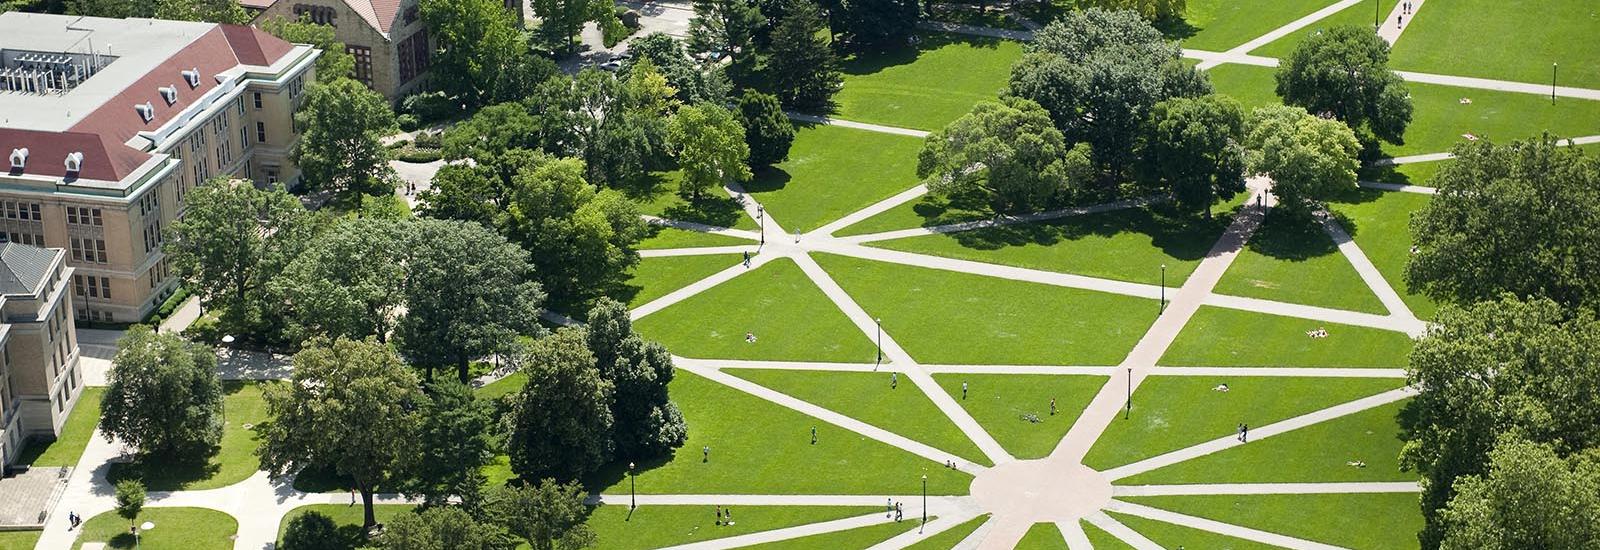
(1306, 327), (1330, 339)
(714, 505), (735, 526)
(65, 511), (82, 530)
(885, 499), (904, 522)
(1236, 423), (1251, 442)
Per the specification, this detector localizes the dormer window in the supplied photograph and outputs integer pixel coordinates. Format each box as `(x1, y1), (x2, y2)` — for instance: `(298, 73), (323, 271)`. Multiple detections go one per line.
(7, 148), (26, 170)
(135, 102), (155, 123)
(159, 85), (178, 105)
(64, 152), (84, 173)
(182, 68), (200, 89)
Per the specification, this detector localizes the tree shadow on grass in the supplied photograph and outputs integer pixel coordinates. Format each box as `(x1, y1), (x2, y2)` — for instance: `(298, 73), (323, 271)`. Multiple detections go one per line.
(582, 451), (677, 494)
(105, 452), (223, 492)
(1356, 164), (1422, 186)
(623, 171), (748, 228)
(839, 33), (1007, 78)
(945, 205), (1233, 262)
(743, 166), (791, 194)
(1246, 210), (1341, 261)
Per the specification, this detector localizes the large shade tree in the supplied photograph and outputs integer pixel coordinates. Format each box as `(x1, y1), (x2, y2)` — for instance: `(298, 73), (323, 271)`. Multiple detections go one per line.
(1242, 105), (1361, 214)
(1438, 436), (1600, 550)
(488, 479), (596, 550)
(395, 379), (498, 510)
(507, 157), (647, 308)
(422, 0), (557, 107)
(506, 329), (615, 482)
(100, 325), (223, 458)
(1140, 94), (1248, 218)
(765, 0), (840, 110)
(164, 180), (313, 336)
(1276, 24), (1412, 147)
(585, 299), (687, 458)
(668, 103), (752, 201)
(292, 78), (398, 200)
(1407, 135), (1600, 311)
(271, 218), (409, 343)
(918, 97), (1093, 212)
(258, 337), (424, 532)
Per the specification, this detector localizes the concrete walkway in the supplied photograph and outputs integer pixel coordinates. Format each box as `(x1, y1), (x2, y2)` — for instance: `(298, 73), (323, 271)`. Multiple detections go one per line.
(785, 112), (931, 138)
(1114, 481), (1420, 497)
(1105, 500), (1344, 550)
(1359, 181), (1438, 194)
(1379, 0), (1426, 44)
(1195, 0), (1363, 70)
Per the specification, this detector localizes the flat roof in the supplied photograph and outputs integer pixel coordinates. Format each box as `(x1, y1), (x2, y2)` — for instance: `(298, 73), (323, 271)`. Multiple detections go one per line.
(0, 13), (216, 132)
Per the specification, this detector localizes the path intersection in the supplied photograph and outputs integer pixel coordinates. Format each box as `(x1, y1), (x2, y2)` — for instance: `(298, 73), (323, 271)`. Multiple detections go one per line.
(35, 0), (1600, 548)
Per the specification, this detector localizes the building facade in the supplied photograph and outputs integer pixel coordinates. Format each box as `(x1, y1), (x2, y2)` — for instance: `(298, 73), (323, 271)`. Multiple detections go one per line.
(0, 12), (319, 323)
(0, 243), (83, 470)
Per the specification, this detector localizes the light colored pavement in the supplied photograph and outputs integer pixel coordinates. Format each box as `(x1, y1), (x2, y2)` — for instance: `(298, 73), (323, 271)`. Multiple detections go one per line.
(815, 242), (1166, 300)
(816, 184), (929, 237)
(1114, 481), (1421, 497)
(1105, 500), (1344, 550)
(785, 112), (932, 138)
(838, 197), (1156, 245)
(643, 215), (763, 241)
(1100, 386), (1419, 482)
(1379, 0), (1426, 44)
(389, 158), (442, 209)
(1084, 511), (1163, 550)
(1150, 366), (1409, 379)
(157, 295), (202, 334)
(1195, 0), (1363, 70)
(1321, 212), (1422, 324)
(1359, 181), (1438, 194)
(677, 357), (905, 373)
(638, 245), (759, 258)
(1203, 292), (1426, 334)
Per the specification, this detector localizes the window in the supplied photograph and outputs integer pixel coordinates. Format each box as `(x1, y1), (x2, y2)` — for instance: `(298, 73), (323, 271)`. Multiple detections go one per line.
(101, 277), (111, 300)
(253, 92), (262, 109)
(240, 126), (250, 150)
(257, 121), (267, 143)
(348, 45), (373, 87)
(66, 207), (77, 224)
(398, 29), (431, 84)
(95, 239), (106, 263)
(292, 4), (336, 26)
(73, 274), (84, 296)
(30, 203), (40, 221)
(65, 206), (103, 226)
(235, 96), (245, 116)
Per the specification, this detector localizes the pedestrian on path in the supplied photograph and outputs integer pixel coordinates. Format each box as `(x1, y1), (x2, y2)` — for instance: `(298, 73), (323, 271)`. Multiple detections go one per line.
(811, 426), (818, 444)
(1236, 423), (1244, 442)
(962, 381), (968, 400)
(895, 502), (903, 522)
(716, 505), (723, 525)
(891, 372), (898, 389)
(887, 498), (893, 518)
(1242, 424), (1249, 442)
(742, 251), (750, 267)
(724, 507), (733, 525)
(350, 487), (356, 506)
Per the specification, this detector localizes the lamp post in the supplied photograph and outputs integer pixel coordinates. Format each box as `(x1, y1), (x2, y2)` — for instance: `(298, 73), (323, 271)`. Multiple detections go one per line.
(136, 521), (154, 550)
(629, 462), (636, 512)
(1124, 367), (1132, 420)
(1374, 0), (1380, 30)
(1553, 63), (1558, 105)
(875, 318), (883, 368)
(757, 205), (765, 246)
(920, 474), (928, 533)
(1160, 264), (1167, 313)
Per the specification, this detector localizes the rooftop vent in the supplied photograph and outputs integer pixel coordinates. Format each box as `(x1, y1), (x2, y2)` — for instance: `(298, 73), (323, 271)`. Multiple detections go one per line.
(135, 101), (154, 123)
(8, 148), (27, 170)
(181, 68), (200, 89)
(64, 152), (83, 173)
(159, 85), (178, 106)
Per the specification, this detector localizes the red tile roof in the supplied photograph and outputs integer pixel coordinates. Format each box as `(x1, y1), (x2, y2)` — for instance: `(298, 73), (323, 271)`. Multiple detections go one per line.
(222, 24), (294, 66)
(238, 0), (279, 8)
(0, 128), (152, 182)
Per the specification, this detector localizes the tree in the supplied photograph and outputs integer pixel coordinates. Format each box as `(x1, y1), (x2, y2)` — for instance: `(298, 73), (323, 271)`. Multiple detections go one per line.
(259, 15), (356, 80)
(292, 78), (398, 200)
(281, 511), (344, 550)
(100, 325), (224, 458)
(442, 103), (542, 183)
(420, 163), (506, 227)
(668, 103), (751, 201)
(917, 97), (1093, 212)
(1242, 105), (1360, 214)
(526, 69), (671, 186)
(396, 218), (545, 383)
(66, 0), (249, 23)
(737, 91), (796, 169)
(1083, 0), (1184, 22)
(114, 479), (145, 530)
(1140, 95), (1248, 218)
(1438, 437), (1600, 550)
(1007, 8), (1211, 181)
(507, 157), (647, 308)
(836, 0), (918, 49)
(528, 0), (613, 52)
(506, 329), (615, 482)
(258, 337), (424, 532)
(1406, 135), (1600, 311)
(489, 479), (596, 550)
(422, 0), (557, 107)
(272, 218), (408, 343)
(765, 0), (841, 110)
(624, 33), (720, 104)
(1276, 24), (1412, 147)
(585, 299), (687, 458)
(165, 181), (312, 336)
(379, 506), (517, 550)
(396, 379), (497, 509)
(688, 0), (763, 64)
(1400, 296), (1600, 548)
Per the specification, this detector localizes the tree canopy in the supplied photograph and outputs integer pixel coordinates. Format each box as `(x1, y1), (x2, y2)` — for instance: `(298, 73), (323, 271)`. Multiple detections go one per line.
(378, 506), (517, 550)
(765, 0), (841, 110)
(1140, 94), (1248, 217)
(506, 329), (616, 482)
(164, 181), (312, 337)
(272, 218), (409, 343)
(395, 379), (498, 510)
(100, 325), (223, 458)
(422, 0), (557, 108)
(836, 0), (918, 50)
(1242, 105), (1360, 214)
(738, 91), (796, 169)
(918, 97), (1092, 212)
(1276, 24), (1413, 147)
(292, 78), (398, 199)
(487, 479), (596, 550)
(259, 15), (355, 80)
(1407, 135), (1600, 311)
(668, 103), (752, 201)
(507, 157), (647, 308)
(1438, 437), (1600, 550)
(585, 299), (687, 458)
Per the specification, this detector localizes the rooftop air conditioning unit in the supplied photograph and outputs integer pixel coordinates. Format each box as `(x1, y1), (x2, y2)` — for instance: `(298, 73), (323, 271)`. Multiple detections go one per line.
(64, 152), (83, 173)
(7, 148), (27, 170)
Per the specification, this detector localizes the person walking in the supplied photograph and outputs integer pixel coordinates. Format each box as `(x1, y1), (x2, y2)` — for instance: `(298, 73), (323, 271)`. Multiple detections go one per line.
(887, 498), (893, 518)
(703, 445), (711, 462)
(716, 505), (723, 526)
(891, 372), (898, 389)
(962, 381), (968, 400)
(811, 426), (818, 444)
(1049, 397), (1057, 416)
(1241, 424), (1249, 442)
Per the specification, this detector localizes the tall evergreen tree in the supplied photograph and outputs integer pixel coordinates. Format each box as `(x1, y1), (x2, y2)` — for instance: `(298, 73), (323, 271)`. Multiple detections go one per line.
(765, 0), (840, 110)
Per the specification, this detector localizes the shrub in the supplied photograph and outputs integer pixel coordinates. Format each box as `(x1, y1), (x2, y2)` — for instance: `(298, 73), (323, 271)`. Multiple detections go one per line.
(281, 511), (346, 550)
(400, 91), (456, 124)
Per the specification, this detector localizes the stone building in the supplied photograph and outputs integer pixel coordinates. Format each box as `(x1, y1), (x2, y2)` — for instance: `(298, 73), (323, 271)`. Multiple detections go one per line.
(0, 243), (83, 470)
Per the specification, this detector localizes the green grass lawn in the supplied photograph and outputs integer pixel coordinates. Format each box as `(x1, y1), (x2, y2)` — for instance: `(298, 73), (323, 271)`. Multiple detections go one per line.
(277, 504), (414, 549)
(638, 226), (755, 250)
(1121, 493), (1424, 549)
(1015, 522), (1067, 549)
(75, 507), (237, 550)
(15, 387), (104, 467)
(1359, 159), (1446, 187)
(744, 519), (922, 549)
(1171, 0), (1337, 52)
(1389, 0), (1600, 90)
(588, 371), (973, 495)
(617, 254), (744, 309)
(634, 257), (877, 362)
(1084, 376), (1403, 470)
(934, 373), (1106, 459)
(1379, 80), (1600, 158)
(1159, 307), (1414, 368)
(728, 369), (991, 465)
(1329, 188), (1437, 318)
(745, 124), (924, 233)
(1249, 0), (1401, 58)
(1205, 63), (1283, 110)
(0, 530), (41, 550)
(905, 515), (991, 549)
(625, 170), (759, 231)
(1081, 519), (1132, 549)
(1214, 210), (1388, 314)
(474, 370), (527, 401)
(586, 504), (880, 550)
(106, 381), (271, 491)
(1118, 400), (1413, 485)
(833, 32), (1025, 130)
(1107, 512), (1276, 550)
(815, 253), (1159, 365)
(832, 189), (1001, 238)
(870, 205), (1234, 287)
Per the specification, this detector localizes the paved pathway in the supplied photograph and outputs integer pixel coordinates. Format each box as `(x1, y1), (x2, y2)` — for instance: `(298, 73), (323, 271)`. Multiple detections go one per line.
(1379, 0), (1426, 44)
(785, 113), (932, 138)
(1360, 181), (1438, 194)
(1321, 212), (1422, 326)
(837, 197), (1155, 244)
(1113, 481), (1420, 496)
(1195, 0), (1363, 70)
(1104, 500), (1344, 550)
